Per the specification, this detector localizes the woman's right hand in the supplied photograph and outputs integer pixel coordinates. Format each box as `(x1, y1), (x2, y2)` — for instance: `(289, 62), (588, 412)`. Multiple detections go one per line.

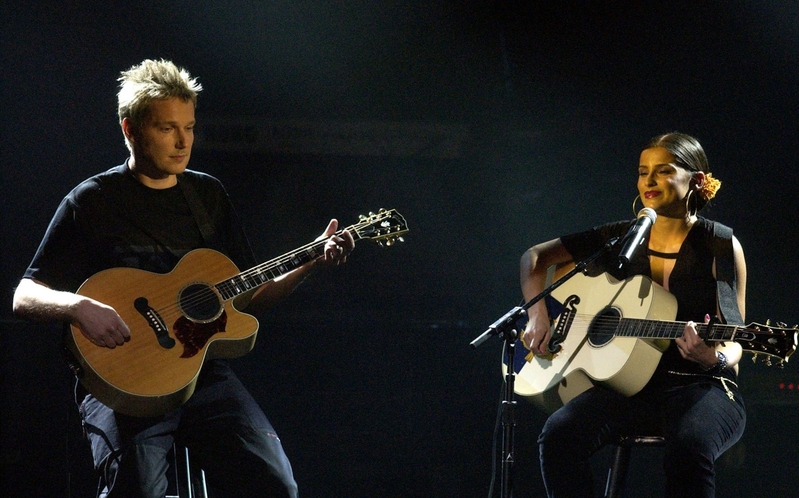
(519, 238), (571, 356)
(522, 305), (552, 356)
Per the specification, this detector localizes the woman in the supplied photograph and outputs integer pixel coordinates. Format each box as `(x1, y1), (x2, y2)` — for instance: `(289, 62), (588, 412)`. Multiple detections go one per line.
(520, 132), (746, 497)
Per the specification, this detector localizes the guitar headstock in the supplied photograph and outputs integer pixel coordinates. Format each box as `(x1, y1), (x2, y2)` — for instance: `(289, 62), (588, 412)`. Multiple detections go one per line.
(350, 209), (409, 247)
(738, 321), (798, 366)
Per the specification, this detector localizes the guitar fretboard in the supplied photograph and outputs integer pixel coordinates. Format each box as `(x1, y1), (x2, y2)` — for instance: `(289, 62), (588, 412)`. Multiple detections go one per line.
(212, 222), (376, 301)
(215, 241), (326, 300)
(201, 208), (407, 303)
(601, 316), (740, 342)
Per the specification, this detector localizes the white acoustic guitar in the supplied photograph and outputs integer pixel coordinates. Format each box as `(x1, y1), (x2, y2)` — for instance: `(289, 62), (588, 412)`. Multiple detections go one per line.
(502, 272), (797, 413)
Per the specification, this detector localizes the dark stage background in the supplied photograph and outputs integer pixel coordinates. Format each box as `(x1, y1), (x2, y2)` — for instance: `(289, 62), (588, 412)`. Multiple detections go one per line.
(3, 2), (799, 497)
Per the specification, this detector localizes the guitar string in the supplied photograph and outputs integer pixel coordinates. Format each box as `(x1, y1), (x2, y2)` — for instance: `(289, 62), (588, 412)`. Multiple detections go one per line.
(141, 233), (331, 320)
(561, 312), (737, 341)
(546, 313), (787, 358)
(150, 215), (402, 319)
(210, 213), (403, 302)
(152, 238), (331, 318)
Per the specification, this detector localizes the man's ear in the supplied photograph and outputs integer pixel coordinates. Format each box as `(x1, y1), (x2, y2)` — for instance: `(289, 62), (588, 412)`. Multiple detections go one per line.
(121, 117), (136, 143)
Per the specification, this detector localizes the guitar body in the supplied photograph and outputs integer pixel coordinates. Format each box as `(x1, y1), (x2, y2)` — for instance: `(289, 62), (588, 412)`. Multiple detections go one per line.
(506, 273), (677, 413)
(67, 249), (259, 417)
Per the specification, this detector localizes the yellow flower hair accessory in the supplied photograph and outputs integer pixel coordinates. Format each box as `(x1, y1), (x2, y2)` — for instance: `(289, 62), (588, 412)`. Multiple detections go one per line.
(699, 173), (721, 201)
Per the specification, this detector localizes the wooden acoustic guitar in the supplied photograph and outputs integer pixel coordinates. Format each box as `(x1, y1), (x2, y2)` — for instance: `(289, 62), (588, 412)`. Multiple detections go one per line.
(67, 209), (408, 417)
(502, 272), (798, 413)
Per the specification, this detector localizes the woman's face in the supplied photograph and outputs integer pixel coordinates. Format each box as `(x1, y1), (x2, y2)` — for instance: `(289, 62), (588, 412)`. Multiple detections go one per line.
(638, 146), (695, 218)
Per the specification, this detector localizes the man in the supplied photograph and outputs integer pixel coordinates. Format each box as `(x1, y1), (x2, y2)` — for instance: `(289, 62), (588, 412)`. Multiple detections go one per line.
(13, 59), (354, 497)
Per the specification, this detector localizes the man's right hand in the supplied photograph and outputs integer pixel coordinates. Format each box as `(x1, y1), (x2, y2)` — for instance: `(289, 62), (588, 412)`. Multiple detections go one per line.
(73, 297), (131, 348)
(12, 278), (130, 349)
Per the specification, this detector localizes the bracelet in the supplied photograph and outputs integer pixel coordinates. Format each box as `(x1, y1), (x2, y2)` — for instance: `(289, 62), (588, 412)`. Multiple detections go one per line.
(702, 351), (728, 374)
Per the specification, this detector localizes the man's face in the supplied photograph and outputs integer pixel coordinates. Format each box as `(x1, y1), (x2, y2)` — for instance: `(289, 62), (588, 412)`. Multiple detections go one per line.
(128, 97), (195, 180)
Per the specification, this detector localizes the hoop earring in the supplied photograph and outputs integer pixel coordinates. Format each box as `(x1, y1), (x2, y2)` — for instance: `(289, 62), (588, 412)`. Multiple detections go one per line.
(685, 190), (698, 218)
(632, 195), (643, 216)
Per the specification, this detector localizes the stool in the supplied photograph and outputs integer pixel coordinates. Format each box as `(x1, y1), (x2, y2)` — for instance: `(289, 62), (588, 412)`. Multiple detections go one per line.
(166, 444), (209, 498)
(604, 435), (665, 498)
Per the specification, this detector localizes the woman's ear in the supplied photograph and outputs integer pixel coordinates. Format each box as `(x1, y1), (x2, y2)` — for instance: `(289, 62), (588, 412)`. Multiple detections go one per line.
(692, 171), (706, 189)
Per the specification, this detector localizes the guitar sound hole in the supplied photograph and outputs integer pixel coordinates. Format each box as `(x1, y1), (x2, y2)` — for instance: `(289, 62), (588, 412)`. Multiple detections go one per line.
(589, 307), (620, 346)
(179, 283), (223, 322)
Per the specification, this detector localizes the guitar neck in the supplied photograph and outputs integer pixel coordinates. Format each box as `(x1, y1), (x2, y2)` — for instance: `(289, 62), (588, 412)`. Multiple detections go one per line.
(616, 318), (739, 342)
(214, 226), (365, 301)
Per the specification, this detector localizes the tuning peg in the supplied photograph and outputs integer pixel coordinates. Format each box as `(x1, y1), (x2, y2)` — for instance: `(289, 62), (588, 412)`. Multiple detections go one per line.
(778, 321), (787, 327)
(751, 353), (758, 364)
(398, 236), (405, 243)
(765, 356), (773, 367)
(766, 319), (771, 326)
(778, 360), (786, 369)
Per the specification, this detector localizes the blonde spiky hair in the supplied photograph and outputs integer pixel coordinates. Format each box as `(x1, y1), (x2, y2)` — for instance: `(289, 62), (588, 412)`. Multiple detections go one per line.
(117, 59), (202, 151)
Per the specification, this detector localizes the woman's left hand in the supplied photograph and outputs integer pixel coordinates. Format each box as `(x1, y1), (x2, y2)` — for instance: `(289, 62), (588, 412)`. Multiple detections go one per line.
(674, 315), (718, 369)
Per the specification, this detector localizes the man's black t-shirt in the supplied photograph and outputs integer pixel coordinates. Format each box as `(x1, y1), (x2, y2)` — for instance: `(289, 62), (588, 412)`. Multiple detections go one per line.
(24, 163), (257, 293)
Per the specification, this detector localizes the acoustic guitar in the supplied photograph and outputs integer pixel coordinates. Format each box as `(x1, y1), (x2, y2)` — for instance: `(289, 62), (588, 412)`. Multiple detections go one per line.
(67, 209), (408, 417)
(502, 272), (797, 413)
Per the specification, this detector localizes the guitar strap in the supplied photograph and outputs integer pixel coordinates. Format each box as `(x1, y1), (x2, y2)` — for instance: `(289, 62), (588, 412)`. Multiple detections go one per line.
(712, 222), (744, 325)
(178, 174), (217, 247)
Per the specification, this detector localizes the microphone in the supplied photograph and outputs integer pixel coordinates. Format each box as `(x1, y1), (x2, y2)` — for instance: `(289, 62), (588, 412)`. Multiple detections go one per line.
(617, 207), (657, 269)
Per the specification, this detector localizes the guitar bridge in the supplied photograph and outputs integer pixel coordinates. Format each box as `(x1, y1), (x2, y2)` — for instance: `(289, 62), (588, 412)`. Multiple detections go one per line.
(549, 294), (580, 353)
(134, 297), (176, 349)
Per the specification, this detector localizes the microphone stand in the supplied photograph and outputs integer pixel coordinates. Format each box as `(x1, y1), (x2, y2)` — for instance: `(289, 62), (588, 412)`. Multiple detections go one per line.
(471, 238), (619, 498)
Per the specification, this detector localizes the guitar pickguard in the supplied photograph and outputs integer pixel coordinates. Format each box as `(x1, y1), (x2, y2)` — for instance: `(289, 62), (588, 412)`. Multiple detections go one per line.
(174, 311), (228, 358)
